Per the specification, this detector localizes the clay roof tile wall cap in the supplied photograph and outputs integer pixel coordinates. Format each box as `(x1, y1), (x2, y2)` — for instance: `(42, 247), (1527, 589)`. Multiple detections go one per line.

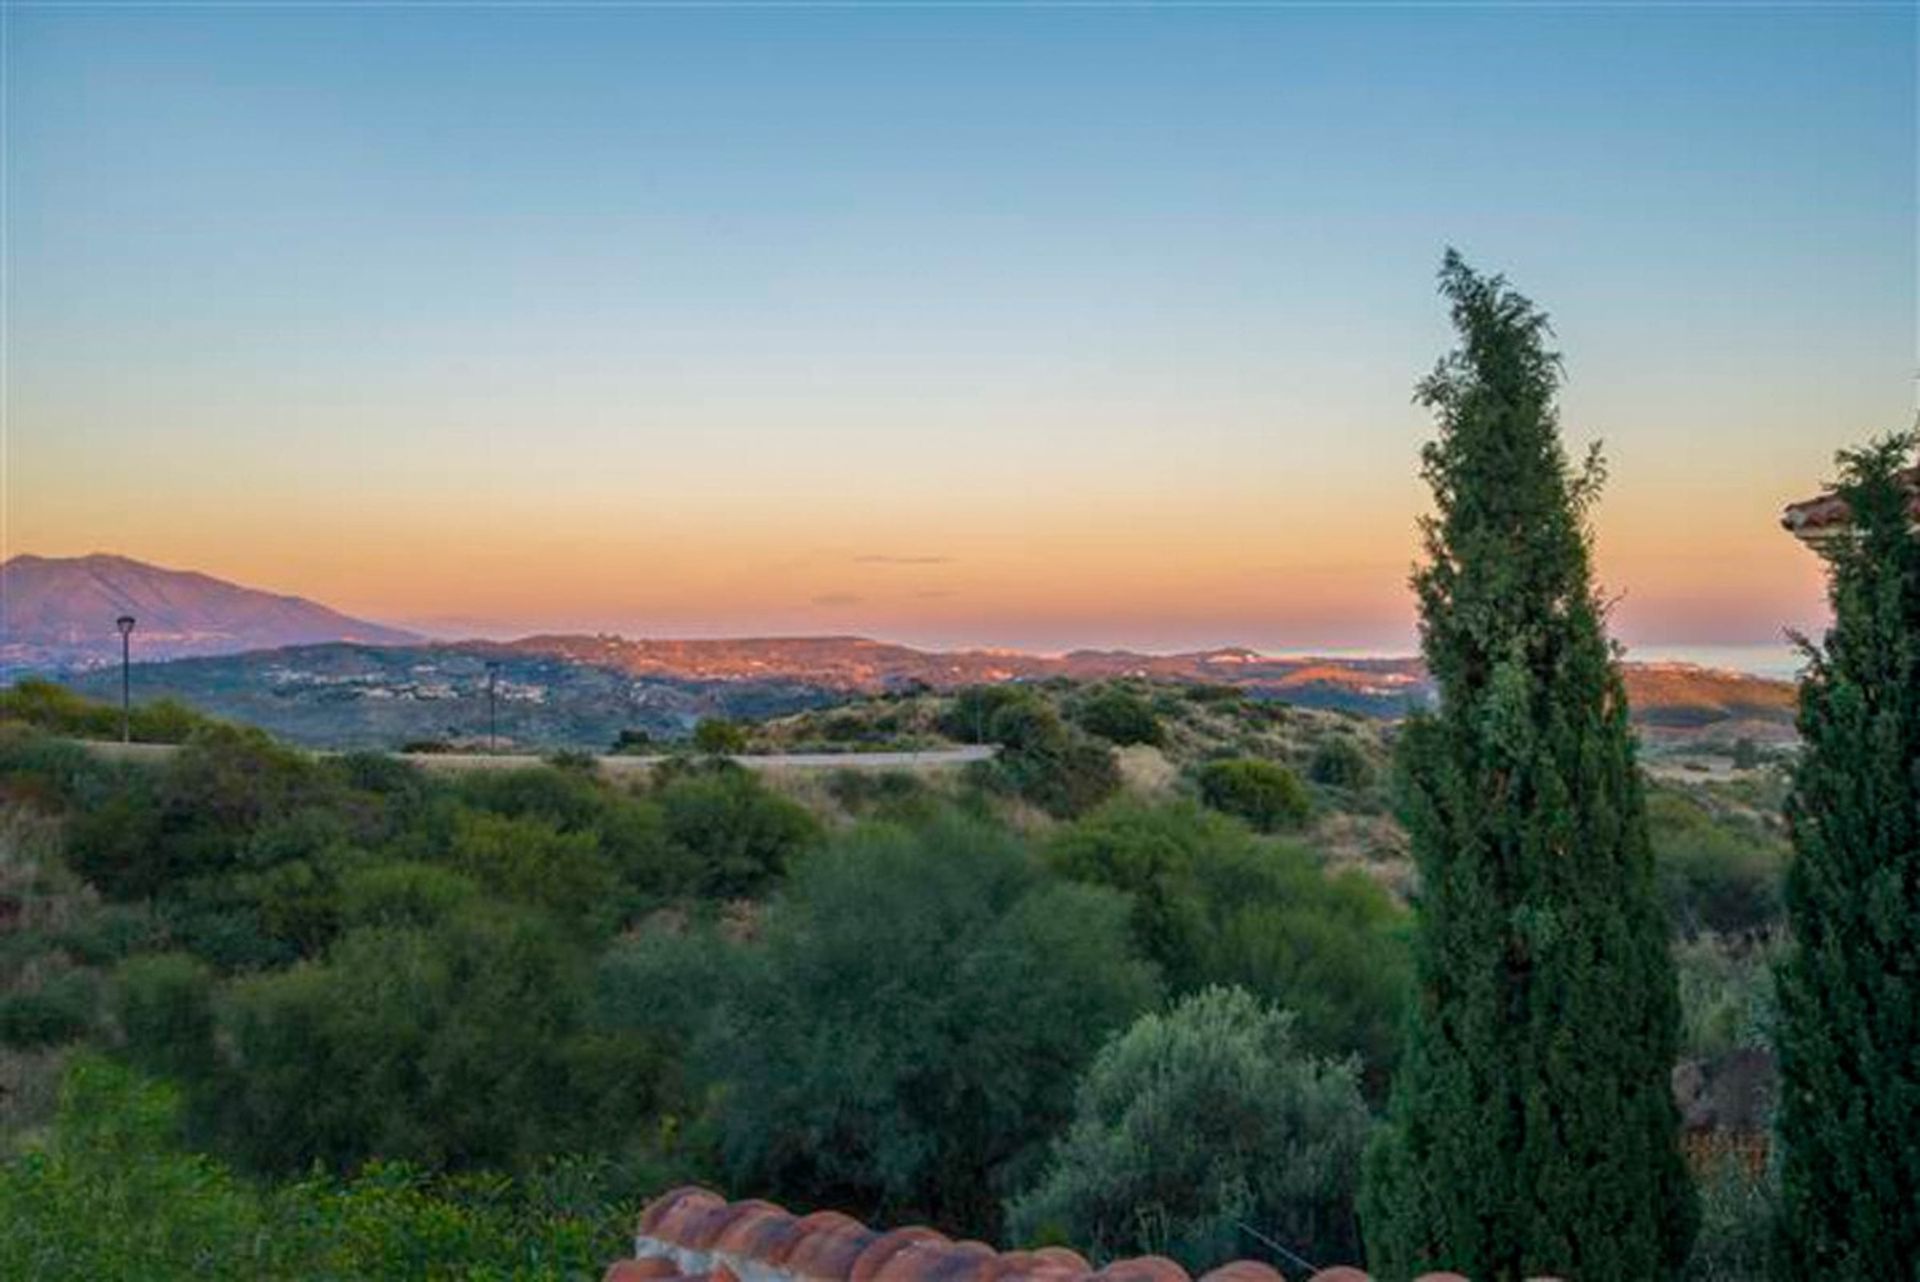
(1782, 465), (1920, 536)
(874, 1238), (1001, 1282)
(1029, 1248), (1093, 1273)
(1413, 1273), (1473, 1282)
(1198, 1262), (1288, 1282)
(712, 1203), (805, 1261)
(640, 1186), (727, 1238)
(986, 1247), (1094, 1282)
(1092, 1254), (1192, 1282)
(683, 1200), (768, 1251)
(1304, 1270), (1373, 1282)
(783, 1215), (880, 1282)
(605, 1261), (687, 1282)
(850, 1226), (954, 1282)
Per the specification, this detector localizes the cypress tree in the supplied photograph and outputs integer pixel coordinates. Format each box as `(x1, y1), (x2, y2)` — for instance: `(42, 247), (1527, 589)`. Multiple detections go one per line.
(1772, 433), (1920, 1279)
(1360, 252), (1694, 1280)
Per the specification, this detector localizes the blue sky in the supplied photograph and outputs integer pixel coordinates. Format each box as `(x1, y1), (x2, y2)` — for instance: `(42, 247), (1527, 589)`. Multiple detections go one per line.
(5, 3), (1914, 652)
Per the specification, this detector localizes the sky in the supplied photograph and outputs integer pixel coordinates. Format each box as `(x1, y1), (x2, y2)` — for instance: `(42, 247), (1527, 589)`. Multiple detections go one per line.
(3, 2), (1914, 656)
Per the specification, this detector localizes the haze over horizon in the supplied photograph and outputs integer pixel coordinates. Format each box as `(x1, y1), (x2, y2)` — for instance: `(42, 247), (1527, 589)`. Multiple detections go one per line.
(5, 6), (1911, 656)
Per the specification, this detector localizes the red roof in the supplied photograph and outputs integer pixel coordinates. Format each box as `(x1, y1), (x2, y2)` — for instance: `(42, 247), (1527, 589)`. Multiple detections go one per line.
(1782, 465), (1920, 541)
(606, 1187), (1567, 1282)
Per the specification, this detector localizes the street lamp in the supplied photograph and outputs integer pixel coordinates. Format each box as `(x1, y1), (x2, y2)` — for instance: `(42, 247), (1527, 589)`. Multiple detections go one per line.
(115, 615), (137, 743)
(485, 662), (499, 754)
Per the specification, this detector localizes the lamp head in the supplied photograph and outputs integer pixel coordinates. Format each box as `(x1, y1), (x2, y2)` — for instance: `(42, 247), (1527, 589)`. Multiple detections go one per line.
(115, 615), (137, 637)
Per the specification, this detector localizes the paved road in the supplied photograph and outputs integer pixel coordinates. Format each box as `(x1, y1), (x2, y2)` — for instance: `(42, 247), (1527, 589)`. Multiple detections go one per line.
(76, 740), (995, 774)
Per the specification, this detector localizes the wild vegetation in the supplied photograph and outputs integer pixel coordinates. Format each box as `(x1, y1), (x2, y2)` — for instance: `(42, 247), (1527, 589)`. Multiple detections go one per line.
(9, 258), (1902, 1282)
(0, 667), (1800, 1279)
(0, 693), (1427, 1275)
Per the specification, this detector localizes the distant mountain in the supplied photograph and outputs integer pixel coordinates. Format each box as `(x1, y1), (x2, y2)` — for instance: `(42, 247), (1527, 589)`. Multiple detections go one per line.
(50, 631), (1799, 751)
(0, 553), (418, 673)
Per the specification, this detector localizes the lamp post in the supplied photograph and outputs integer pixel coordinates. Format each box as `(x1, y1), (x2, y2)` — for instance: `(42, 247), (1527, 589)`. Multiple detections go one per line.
(485, 662), (499, 754)
(115, 615), (137, 743)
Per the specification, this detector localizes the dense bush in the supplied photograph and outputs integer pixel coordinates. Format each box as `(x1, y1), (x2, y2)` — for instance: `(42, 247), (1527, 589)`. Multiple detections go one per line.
(0, 678), (216, 744)
(691, 718), (748, 755)
(1673, 933), (1779, 1061)
(1070, 686), (1163, 747)
(654, 764), (820, 898)
(1046, 800), (1409, 1079)
(1647, 789), (1787, 937)
(0, 1057), (626, 1279)
(213, 902), (601, 1174)
(1307, 736), (1374, 790)
(1194, 758), (1310, 832)
(65, 725), (343, 900)
(1008, 987), (1370, 1272)
(938, 685), (1043, 744)
(977, 700), (1122, 819)
(1687, 1153), (1775, 1282)
(705, 816), (1158, 1233)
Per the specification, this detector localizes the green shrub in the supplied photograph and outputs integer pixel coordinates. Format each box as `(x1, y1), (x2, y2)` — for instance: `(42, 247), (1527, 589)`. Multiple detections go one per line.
(1686, 1152), (1775, 1282)
(691, 719), (748, 755)
(1673, 933), (1779, 1061)
(0, 978), (96, 1049)
(705, 815), (1157, 1232)
(978, 700), (1122, 818)
(1071, 686), (1163, 747)
(114, 952), (218, 1086)
(1008, 987), (1370, 1272)
(938, 685), (1042, 744)
(1307, 736), (1375, 790)
(824, 768), (935, 820)
(0, 1057), (624, 1279)
(655, 765), (820, 898)
(610, 728), (656, 754)
(1195, 758), (1310, 832)
(0, 679), (216, 744)
(443, 809), (620, 931)
(0, 726), (117, 809)
(336, 860), (484, 931)
(215, 903), (593, 1174)
(1046, 800), (1410, 1079)
(1648, 789), (1787, 937)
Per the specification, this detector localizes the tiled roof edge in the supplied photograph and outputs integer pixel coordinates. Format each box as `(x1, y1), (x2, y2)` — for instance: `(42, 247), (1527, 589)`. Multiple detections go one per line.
(1782, 465), (1920, 538)
(606, 1186), (1569, 1282)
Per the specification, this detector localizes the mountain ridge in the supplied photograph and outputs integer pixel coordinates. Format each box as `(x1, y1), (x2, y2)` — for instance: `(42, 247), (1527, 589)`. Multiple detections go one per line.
(0, 552), (418, 671)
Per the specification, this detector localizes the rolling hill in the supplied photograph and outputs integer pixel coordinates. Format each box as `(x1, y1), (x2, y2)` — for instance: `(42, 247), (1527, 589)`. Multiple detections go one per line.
(52, 634), (1797, 752)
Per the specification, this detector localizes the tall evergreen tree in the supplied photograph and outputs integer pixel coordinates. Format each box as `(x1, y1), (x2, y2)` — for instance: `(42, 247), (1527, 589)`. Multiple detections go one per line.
(1360, 252), (1694, 1281)
(1772, 432), (1920, 1279)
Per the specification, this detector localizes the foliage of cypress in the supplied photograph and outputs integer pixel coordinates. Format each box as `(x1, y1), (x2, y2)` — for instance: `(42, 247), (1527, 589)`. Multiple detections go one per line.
(1772, 432), (1920, 1279)
(1360, 252), (1694, 1280)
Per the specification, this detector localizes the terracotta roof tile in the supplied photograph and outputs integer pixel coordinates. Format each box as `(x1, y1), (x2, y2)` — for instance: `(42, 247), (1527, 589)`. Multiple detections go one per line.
(712, 1203), (807, 1261)
(626, 1187), (1565, 1282)
(605, 1261), (685, 1282)
(1782, 465), (1920, 541)
(1093, 1256), (1190, 1282)
(643, 1187), (730, 1239)
(1196, 1263), (1285, 1282)
(852, 1227), (955, 1282)
(781, 1213), (880, 1282)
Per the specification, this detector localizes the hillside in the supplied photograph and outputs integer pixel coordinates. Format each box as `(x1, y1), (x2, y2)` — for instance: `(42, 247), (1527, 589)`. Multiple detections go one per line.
(61, 642), (842, 749)
(0, 554), (416, 673)
(50, 631), (1799, 757)
(503, 635), (1428, 713)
